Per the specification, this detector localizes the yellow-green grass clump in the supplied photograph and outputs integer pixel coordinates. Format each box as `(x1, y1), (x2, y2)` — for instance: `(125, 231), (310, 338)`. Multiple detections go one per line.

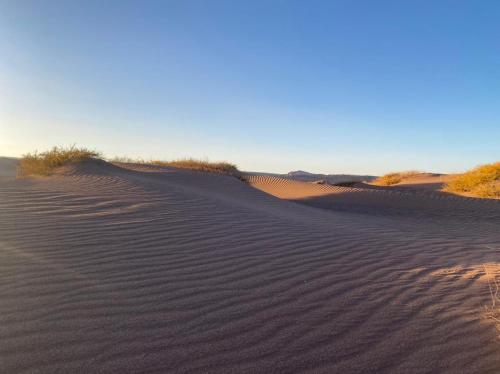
(152, 158), (240, 177)
(445, 162), (500, 198)
(373, 171), (421, 186)
(18, 146), (101, 176)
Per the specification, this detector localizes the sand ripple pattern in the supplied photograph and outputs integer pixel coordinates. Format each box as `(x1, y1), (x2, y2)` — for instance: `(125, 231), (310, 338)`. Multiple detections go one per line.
(1, 161), (499, 373)
(247, 175), (500, 222)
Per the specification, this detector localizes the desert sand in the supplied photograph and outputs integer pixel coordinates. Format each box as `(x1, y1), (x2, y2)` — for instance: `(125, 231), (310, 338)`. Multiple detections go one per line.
(1, 159), (499, 373)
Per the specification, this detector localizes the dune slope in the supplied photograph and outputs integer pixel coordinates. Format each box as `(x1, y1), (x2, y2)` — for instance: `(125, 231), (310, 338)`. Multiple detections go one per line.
(1, 161), (499, 373)
(247, 174), (499, 220)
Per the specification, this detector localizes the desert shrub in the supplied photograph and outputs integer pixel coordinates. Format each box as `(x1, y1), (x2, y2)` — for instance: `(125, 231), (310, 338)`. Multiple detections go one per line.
(18, 146), (101, 176)
(373, 171), (420, 186)
(445, 162), (500, 198)
(152, 158), (240, 177)
(483, 265), (500, 334)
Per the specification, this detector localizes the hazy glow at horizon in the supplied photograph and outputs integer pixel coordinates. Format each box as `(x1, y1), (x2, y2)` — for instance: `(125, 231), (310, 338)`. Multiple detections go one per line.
(1, 1), (499, 175)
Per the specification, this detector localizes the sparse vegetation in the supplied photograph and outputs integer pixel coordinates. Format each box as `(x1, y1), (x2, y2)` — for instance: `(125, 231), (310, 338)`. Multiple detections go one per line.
(108, 156), (148, 164)
(18, 146), (101, 176)
(444, 162), (500, 198)
(373, 171), (421, 186)
(17, 147), (241, 178)
(152, 158), (241, 177)
(483, 265), (500, 335)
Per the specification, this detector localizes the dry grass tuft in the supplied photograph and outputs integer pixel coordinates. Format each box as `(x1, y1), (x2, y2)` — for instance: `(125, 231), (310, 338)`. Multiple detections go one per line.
(151, 158), (241, 177)
(18, 148), (241, 178)
(18, 146), (101, 176)
(483, 265), (500, 335)
(444, 162), (500, 198)
(373, 171), (421, 186)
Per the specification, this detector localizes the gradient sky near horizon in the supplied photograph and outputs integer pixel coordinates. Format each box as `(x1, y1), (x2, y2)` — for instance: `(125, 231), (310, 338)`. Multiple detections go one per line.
(1, 0), (499, 175)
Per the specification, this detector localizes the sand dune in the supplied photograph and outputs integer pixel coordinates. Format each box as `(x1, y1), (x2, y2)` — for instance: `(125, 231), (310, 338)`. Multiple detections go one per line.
(389, 173), (453, 190)
(247, 174), (500, 221)
(0, 157), (18, 182)
(1, 160), (499, 373)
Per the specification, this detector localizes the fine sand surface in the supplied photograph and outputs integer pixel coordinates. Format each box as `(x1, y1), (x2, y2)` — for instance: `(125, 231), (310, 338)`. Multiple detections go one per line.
(1, 159), (499, 373)
(386, 173), (453, 191)
(246, 174), (498, 219)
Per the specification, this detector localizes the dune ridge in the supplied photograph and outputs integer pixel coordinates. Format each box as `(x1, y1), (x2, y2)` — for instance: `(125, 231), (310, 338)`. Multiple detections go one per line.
(0, 160), (499, 373)
(247, 174), (500, 221)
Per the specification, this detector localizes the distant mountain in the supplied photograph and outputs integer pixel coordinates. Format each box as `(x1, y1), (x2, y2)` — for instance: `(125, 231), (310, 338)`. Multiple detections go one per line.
(285, 171), (376, 184)
(247, 169), (376, 184)
(287, 170), (315, 176)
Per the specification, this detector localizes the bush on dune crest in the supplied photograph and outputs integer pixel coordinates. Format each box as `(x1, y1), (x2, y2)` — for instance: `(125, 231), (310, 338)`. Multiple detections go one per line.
(18, 147), (241, 178)
(152, 158), (241, 177)
(445, 162), (500, 198)
(373, 171), (421, 186)
(18, 146), (101, 176)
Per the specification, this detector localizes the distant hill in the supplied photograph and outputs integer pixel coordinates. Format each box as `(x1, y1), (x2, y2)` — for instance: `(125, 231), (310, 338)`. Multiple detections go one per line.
(287, 170), (315, 177)
(286, 171), (376, 184)
(247, 169), (376, 184)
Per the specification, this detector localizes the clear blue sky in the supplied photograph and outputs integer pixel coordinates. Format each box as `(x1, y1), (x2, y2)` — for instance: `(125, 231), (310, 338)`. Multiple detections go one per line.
(1, 0), (499, 174)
